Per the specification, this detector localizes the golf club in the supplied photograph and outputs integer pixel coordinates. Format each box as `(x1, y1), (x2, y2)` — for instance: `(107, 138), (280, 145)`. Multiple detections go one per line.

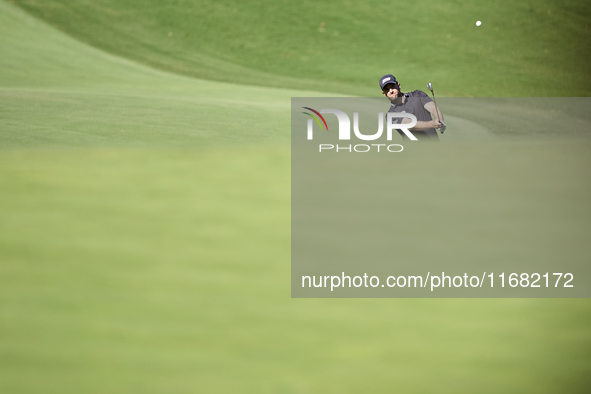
(427, 82), (445, 134)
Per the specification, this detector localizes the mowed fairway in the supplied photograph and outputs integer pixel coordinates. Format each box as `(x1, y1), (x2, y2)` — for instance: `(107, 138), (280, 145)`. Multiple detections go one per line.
(1, 1), (591, 393)
(10, 0), (591, 96)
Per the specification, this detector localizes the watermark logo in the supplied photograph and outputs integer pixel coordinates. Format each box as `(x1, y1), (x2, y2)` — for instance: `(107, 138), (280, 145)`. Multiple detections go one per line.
(303, 107), (418, 144)
(302, 107), (329, 132)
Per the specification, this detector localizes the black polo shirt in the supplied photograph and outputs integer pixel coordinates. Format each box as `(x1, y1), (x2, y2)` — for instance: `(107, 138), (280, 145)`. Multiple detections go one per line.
(387, 90), (438, 139)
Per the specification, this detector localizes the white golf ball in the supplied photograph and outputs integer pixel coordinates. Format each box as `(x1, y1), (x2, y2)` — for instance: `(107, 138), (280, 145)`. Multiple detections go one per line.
(476, 21), (482, 26)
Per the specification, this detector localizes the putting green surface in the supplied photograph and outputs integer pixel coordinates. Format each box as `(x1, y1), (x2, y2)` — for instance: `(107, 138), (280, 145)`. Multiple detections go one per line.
(1, 1), (590, 393)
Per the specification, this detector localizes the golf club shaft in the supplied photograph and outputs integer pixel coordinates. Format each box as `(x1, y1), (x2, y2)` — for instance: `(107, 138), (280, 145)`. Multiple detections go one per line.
(431, 94), (441, 123)
(427, 83), (444, 133)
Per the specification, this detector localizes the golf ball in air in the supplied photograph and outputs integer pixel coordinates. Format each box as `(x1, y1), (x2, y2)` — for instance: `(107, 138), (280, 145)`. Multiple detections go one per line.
(476, 21), (482, 26)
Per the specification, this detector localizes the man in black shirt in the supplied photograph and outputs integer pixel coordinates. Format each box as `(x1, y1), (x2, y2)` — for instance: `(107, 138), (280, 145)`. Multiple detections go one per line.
(379, 74), (445, 140)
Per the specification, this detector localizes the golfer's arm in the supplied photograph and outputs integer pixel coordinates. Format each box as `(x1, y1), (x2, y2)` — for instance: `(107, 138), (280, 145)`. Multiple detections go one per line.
(401, 117), (440, 130)
(424, 101), (444, 123)
(400, 102), (444, 130)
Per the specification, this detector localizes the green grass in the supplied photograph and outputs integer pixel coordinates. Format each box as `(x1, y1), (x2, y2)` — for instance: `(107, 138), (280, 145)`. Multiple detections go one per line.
(1, 0), (591, 393)
(10, 0), (591, 96)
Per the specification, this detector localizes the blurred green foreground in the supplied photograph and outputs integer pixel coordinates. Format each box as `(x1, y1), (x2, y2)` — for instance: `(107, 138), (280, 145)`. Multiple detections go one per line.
(1, 1), (590, 393)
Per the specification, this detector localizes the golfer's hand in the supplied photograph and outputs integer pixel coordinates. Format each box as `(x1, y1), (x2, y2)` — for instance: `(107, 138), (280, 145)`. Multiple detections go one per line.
(431, 119), (442, 128)
(437, 122), (447, 133)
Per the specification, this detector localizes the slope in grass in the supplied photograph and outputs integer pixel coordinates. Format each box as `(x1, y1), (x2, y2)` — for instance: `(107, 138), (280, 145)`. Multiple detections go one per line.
(0, 1), (312, 148)
(10, 0), (591, 96)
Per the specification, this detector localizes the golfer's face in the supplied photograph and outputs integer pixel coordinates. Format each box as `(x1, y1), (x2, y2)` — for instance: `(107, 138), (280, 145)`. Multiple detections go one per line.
(382, 84), (399, 99)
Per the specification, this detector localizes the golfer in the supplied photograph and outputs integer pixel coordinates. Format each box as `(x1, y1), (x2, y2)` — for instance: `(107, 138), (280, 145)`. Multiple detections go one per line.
(379, 74), (445, 140)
